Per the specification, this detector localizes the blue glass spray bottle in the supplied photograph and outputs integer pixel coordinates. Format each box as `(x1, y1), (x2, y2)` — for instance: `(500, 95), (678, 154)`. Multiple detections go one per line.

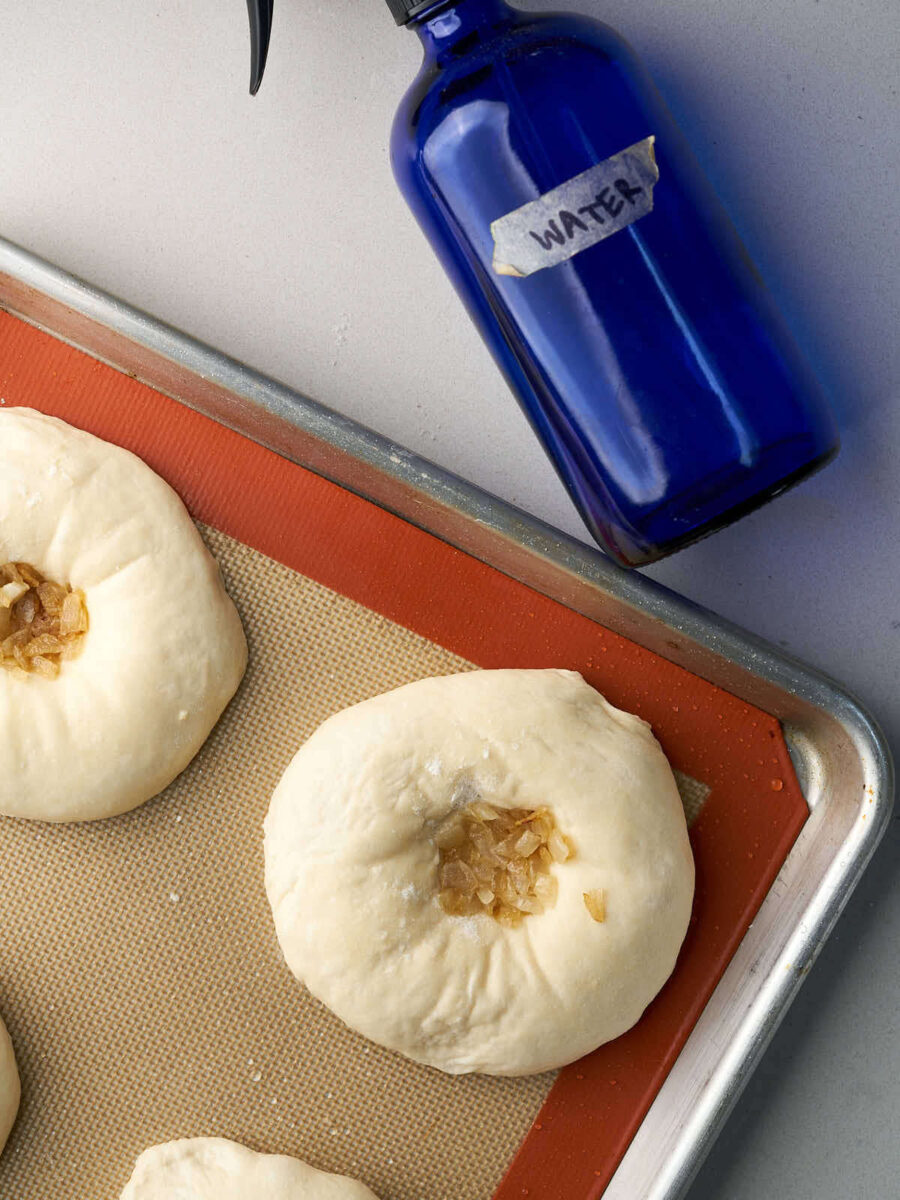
(387, 0), (839, 566)
(247, 0), (839, 567)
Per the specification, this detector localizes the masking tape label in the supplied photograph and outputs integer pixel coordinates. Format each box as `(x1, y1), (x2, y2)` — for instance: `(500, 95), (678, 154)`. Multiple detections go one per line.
(491, 136), (659, 278)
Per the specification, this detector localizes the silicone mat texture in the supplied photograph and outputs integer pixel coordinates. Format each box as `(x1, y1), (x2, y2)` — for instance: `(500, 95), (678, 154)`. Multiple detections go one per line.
(0, 310), (808, 1199)
(0, 529), (555, 1200)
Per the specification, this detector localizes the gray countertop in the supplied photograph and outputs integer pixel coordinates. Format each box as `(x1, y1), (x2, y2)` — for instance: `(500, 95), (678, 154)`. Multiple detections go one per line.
(1, 1), (898, 1196)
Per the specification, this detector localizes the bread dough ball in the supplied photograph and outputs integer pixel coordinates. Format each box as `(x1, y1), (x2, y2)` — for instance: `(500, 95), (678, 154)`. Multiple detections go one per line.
(119, 1138), (380, 1199)
(0, 408), (247, 822)
(0, 1012), (20, 1157)
(265, 669), (695, 1077)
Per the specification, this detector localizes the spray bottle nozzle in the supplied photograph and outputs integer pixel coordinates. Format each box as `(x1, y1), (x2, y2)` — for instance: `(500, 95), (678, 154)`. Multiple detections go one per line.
(246, 0), (274, 95)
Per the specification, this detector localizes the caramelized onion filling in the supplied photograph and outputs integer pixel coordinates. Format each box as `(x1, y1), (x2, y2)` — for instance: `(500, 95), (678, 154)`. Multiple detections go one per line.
(436, 801), (574, 927)
(0, 562), (89, 679)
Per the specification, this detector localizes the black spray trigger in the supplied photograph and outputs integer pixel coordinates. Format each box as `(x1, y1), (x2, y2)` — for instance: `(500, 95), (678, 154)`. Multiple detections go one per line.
(246, 0), (274, 95)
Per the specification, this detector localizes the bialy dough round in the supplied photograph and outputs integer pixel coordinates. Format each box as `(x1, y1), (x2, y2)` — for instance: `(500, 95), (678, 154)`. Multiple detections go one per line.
(0, 408), (247, 822)
(119, 1138), (380, 1199)
(265, 669), (695, 1077)
(0, 1012), (20, 1156)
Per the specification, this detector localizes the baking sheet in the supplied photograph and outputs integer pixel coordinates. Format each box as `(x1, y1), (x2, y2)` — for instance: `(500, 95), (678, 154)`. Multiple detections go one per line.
(0, 310), (815, 1199)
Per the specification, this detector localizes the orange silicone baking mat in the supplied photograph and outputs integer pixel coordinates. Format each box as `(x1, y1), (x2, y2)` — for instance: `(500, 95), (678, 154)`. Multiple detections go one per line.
(0, 310), (806, 1199)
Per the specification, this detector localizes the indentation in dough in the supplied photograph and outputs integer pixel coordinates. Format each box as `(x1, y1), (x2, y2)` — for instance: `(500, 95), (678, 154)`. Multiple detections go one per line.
(435, 800), (575, 927)
(0, 561), (89, 678)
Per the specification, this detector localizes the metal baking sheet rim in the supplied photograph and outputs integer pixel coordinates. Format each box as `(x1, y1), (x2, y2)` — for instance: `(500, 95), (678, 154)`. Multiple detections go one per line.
(0, 235), (892, 1200)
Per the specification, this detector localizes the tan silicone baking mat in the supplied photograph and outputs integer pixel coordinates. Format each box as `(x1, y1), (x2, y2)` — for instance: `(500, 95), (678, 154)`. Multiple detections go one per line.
(0, 311), (809, 1199)
(0, 529), (555, 1199)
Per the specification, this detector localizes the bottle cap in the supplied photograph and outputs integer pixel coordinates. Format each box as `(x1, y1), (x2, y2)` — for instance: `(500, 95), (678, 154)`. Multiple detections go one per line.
(384, 0), (443, 25)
